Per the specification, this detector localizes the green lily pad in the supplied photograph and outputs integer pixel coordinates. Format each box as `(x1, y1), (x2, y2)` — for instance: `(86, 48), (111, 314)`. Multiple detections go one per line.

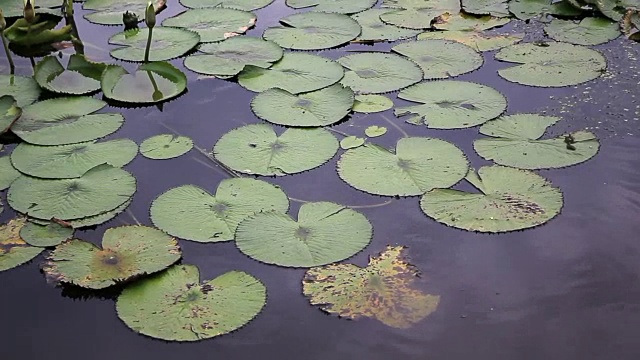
(116, 265), (266, 341)
(353, 94), (394, 113)
(180, 0), (274, 10)
(380, 0), (461, 29)
(474, 114), (600, 169)
(0, 156), (21, 191)
(420, 165), (563, 232)
(83, 0), (166, 25)
(340, 136), (366, 149)
(286, 0), (376, 13)
(20, 221), (74, 247)
(10, 97), (124, 146)
(101, 62), (187, 104)
(338, 52), (423, 94)
(34, 55), (106, 95)
(251, 84), (354, 127)
(263, 12), (361, 50)
(8, 164), (136, 221)
(337, 137), (468, 196)
(213, 124), (339, 176)
(0, 95), (21, 134)
(597, 0), (631, 22)
(238, 52), (344, 94)
(0, 218), (45, 272)
(462, 0), (510, 17)
(395, 80), (507, 129)
(151, 178), (289, 243)
(109, 27), (200, 62)
(0, 75), (41, 108)
(365, 126), (387, 137)
(0, 0), (62, 18)
(495, 42), (607, 87)
(162, 8), (255, 43)
(65, 198), (133, 229)
(544, 17), (620, 46)
(417, 30), (523, 51)
(140, 134), (193, 160)
(392, 40), (483, 80)
(3, 17), (73, 47)
(432, 11), (511, 31)
(236, 201), (373, 267)
(509, 0), (584, 20)
(43, 225), (181, 289)
(351, 8), (422, 42)
(303, 245), (440, 328)
(184, 37), (283, 77)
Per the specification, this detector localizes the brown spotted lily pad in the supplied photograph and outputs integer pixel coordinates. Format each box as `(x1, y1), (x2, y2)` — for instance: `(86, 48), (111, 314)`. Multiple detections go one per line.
(0, 218), (45, 272)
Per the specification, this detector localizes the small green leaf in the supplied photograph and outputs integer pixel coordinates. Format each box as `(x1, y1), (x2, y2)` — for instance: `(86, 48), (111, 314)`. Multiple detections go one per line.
(0, 155), (21, 191)
(109, 27), (200, 62)
(338, 52), (423, 94)
(140, 134), (193, 160)
(0, 74), (40, 108)
(20, 221), (74, 247)
(365, 126), (387, 138)
(353, 94), (393, 113)
(340, 136), (365, 149)
(0, 218), (44, 272)
(162, 8), (255, 43)
(101, 62), (187, 104)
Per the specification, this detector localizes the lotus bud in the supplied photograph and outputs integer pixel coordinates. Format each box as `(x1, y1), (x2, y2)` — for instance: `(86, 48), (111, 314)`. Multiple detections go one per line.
(145, 1), (155, 29)
(123, 11), (139, 30)
(24, 0), (35, 24)
(0, 9), (6, 31)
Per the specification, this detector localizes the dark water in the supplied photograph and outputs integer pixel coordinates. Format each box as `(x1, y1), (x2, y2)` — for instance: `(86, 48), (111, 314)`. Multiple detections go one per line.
(1, 1), (640, 359)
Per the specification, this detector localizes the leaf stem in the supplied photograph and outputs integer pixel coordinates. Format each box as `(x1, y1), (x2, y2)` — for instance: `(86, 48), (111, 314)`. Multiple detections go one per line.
(0, 33), (14, 74)
(144, 27), (153, 62)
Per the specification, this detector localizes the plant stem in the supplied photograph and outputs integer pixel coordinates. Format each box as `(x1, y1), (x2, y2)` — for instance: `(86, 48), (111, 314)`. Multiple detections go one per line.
(63, 0), (85, 55)
(0, 34), (15, 74)
(144, 27), (153, 62)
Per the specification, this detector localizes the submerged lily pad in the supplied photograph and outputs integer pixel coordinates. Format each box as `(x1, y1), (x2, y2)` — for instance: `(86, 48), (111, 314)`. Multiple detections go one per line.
(351, 8), (422, 42)
(286, 0), (376, 13)
(236, 202), (373, 267)
(495, 42), (607, 87)
(162, 8), (255, 43)
(0, 75), (41, 108)
(263, 12), (361, 50)
(340, 136), (366, 149)
(43, 225), (181, 289)
(338, 137), (468, 196)
(101, 62), (187, 104)
(462, 0), (510, 17)
(251, 84), (354, 127)
(109, 27), (200, 62)
(0, 95), (21, 134)
(0, 218), (45, 272)
(509, 0), (584, 20)
(117, 265), (266, 341)
(140, 134), (193, 160)
(34, 55), (106, 95)
(392, 40), (483, 79)
(395, 80), (507, 129)
(353, 94), (394, 113)
(0, 156), (21, 190)
(214, 124), (339, 176)
(180, 0), (273, 10)
(303, 246), (440, 328)
(417, 30), (523, 51)
(380, 0), (461, 29)
(544, 17), (620, 46)
(432, 11), (511, 31)
(83, 0), (166, 25)
(338, 52), (423, 94)
(420, 165), (563, 232)
(20, 221), (74, 247)
(151, 178), (289, 242)
(474, 114), (600, 169)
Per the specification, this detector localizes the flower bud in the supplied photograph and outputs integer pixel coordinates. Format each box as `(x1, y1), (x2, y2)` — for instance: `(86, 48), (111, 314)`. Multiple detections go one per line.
(145, 1), (155, 29)
(0, 9), (6, 31)
(24, 0), (35, 24)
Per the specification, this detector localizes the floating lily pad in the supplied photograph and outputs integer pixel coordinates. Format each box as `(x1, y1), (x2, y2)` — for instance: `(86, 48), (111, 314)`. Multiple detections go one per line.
(151, 178), (289, 243)
(0, 95), (21, 134)
(83, 0), (166, 25)
(20, 221), (74, 247)
(286, 0), (376, 13)
(544, 17), (620, 46)
(263, 12), (361, 50)
(303, 245), (440, 328)
(251, 84), (354, 127)
(340, 136), (366, 149)
(462, 0), (510, 17)
(10, 97), (124, 146)
(351, 8), (422, 42)
(417, 30), (523, 51)
(0, 218), (44, 272)
(338, 137), (468, 196)
(43, 225), (181, 289)
(474, 114), (600, 169)
(184, 37), (283, 77)
(140, 134), (193, 160)
(238, 53), (344, 94)
(420, 165), (563, 232)
(353, 94), (394, 113)
(213, 124), (339, 176)
(395, 80), (507, 129)
(8, 164), (136, 221)
(236, 202), (373, 267)
(34, 55), (106, 95)
(3, 17), (73, 47)
(109, 27), (200, 62)
(0, 156), (21, 190)
(365, 126), (387, 137)
(180, 0), (274, 10)
(338, 52), (423, 94)
(0, 0), (62, 18)
(117, 265), (266, 341)
(392, 40), (483, 80)
(0, 75), (41, 108)
(508, 0), (584, 20)
(162, 8), (255, 43)
(380, 0), (461, 29)
(432, 11), (510, 30)
(101, 62), (187, 104)
(495, 42), (607, 87)
(65, 198), (133, 229)
(11, 139), (139, 179)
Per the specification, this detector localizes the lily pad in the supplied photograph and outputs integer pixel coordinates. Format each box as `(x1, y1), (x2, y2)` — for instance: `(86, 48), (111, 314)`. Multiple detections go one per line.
(83, 0), (166, 25)
(462, 0), (510, 17)
(236, 202), (373, 267)
(0, 95), (21, 134)
(116, 265), (266, 341)
(0, 156), (21, 190)
(353, 94), (394, 113)
(544, 17), (620, 46)
(0, 0), (63, 18)
(286, 0), (376, 13)
(0, 75), (41, 108)
(303, 245), (440, 328)
(140, 134), (193, 160)
(420, 165), (563, 232)
(238, 52), (344, 94)
(251, 84), (354, 127)
(365, 126), (387, 137)
(337, 137), (468, 196)
(351, 8), (422, 42)
(180, 0), (274, 10)
(213, 124), (339, 176)
(263, 12), (361, 50)
(10, 97), (124, 146)
(0, 218), (44, 272)
(34, 55), (106, 95)
(392, 40), (483, 79)
(162, 8), (255, 43)
(340, 136), (366, 149)
(3, 17), (72, 47)
(509, 0), (584, 20)
(101, 62), (187, 104)
(109, 27), (200, 62)
(338, 52), (423, 94)
(417, 30), (523, 51)
(495, 42), (607, 87)
(395, 80), (507, 129)
(474, 114), (600, 169)
(43, 225), (181, 289)
(380, 0), (461, 29)
(432, 11), (511, 31)
(65, 198), (133, 229)
(20, 221), (74, 247)
(150, 178), (289, 243)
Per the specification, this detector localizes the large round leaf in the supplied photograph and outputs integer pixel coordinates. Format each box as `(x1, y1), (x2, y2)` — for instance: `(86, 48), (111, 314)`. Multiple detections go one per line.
(0, 75), (40, 107)
(20, 221), (74, 247)
(420, 165), (563, 232)
(180, 0), (273, 10)
(418, 30), (523, 51)
(117, 265), (266, 341)
(213, 124), (339, 176)
(0, 218), (44, 272)
(101, 62), (187, 104)
(65, 198), (132, 229)
(162, 8), (255, 43)
(392, 40), (483, 79)
(474, 114), (600, 169)
(34, 55), (106, 95)
(0, 95), (21, 134)
(353, 94), (394, 113)
(263, 12), (361, 50)
(109, 27), (200, 62)
(8, 164), (136, 220)
(238, 52), (344, 94)
(495, 42), (607, 87)
(0, 156), (21, 190)
(303, 246), (440, 328)
(544, 17), (620, 46)
(351, 8), (421, 42)
(462, 0), (510, 17)
(0, 0), (63, 17)
(432, 12), (510, 31)
(338, 52), (423, 94)
(251, 84), (354, 127)
(236, 202), (373, 267)
(286, 0), (376, 13)
(395, 80), (507, 129)
(10, 97), (123, 146)
(140, 134), (193, 160)
(83, 0), (165, 25)
(508, 0), (584, 20)
(337, 137), (469, 196)
(43, 226), (181, 289)
(11, 139), (138, 179)
(150, 178), (289, 243)
(380, 0), (461, 29)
